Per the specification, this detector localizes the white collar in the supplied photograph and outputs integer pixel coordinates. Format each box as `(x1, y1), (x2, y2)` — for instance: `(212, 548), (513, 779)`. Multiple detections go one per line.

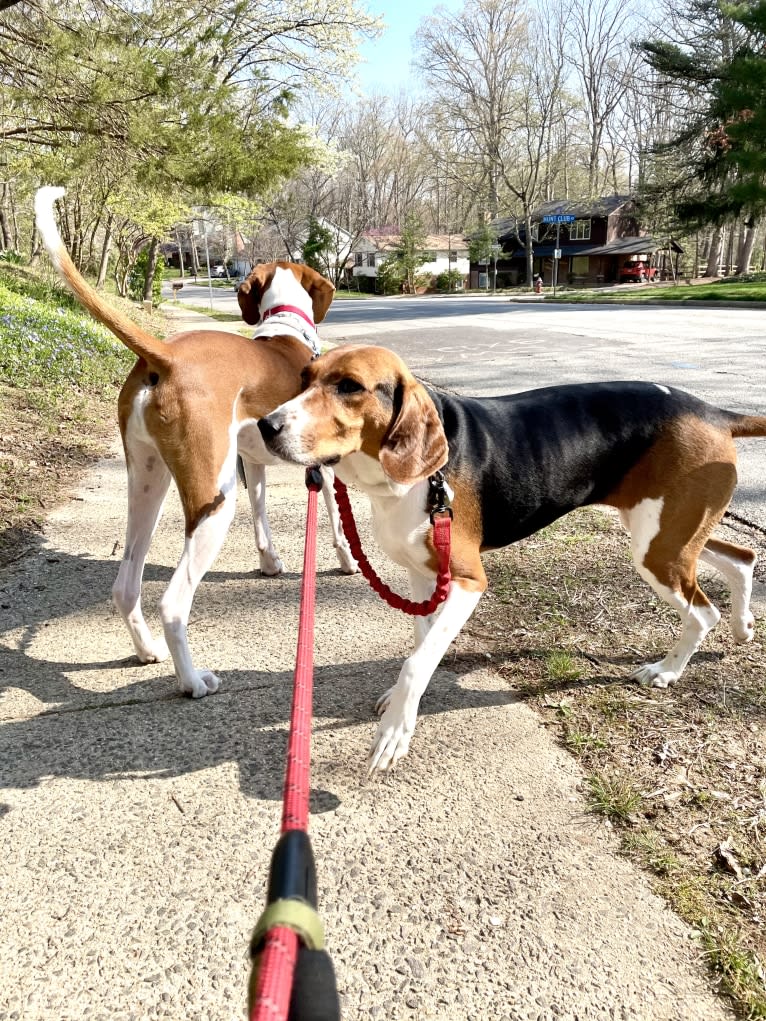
(252, 307), (320, 357)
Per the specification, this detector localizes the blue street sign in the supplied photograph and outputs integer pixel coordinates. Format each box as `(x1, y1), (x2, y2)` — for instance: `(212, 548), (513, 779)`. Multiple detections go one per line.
(542, 214), (576, 223)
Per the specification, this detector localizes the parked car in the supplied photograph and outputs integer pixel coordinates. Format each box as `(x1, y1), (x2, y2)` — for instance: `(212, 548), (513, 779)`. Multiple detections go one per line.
(210, 264), (228, 278)
(619, 260), (657, 283)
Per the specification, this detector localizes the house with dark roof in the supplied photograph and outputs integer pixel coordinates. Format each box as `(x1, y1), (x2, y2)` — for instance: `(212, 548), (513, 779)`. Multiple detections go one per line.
(471, 195), (683, 288)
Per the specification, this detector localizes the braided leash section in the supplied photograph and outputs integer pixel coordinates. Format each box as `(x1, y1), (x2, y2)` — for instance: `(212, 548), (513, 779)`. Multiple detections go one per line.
(332, 476), (451, 617)
(252, 927), (299, 1020)
(251, 471), (322, 1021)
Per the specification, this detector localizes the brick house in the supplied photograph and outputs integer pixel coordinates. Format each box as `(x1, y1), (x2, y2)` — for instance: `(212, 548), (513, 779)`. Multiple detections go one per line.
(471, 196), (683, 288)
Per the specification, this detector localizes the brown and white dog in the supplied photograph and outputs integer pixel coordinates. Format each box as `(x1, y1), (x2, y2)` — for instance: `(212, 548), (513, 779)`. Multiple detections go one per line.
(257, 343), (766, 770)
(35, 186), (355, 698)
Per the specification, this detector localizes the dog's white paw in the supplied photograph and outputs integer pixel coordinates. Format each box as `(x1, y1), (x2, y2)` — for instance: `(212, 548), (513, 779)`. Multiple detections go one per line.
(631, 661), (678, 689)
(136, 637), (170, 664)
(335, 542), (359, 575)
(375, 686), (395, 716)
(180, 670), (221, 698)
(259, 552), (285, 576)
(368, 705), (415, 772)
(732, 611), (755, 644)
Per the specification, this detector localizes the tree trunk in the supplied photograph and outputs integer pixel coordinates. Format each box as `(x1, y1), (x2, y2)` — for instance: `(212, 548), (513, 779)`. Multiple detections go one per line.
(705, 226), (723, 276)
(0, 183), (10, 249)
(725, 225), (735, 275)
(175, 229), (185, 278)
(524, 209), (534, 286)
(737, 220), (757, 274)
(96, 216), (113, 290)
(143, 237), (160, 302)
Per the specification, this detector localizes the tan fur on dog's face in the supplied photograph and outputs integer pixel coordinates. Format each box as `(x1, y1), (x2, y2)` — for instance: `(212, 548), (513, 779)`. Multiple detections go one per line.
(275, 345), (449, 484)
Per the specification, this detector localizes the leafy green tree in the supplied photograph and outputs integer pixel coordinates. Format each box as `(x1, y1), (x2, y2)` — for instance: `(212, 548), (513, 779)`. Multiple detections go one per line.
(376, 255), (405, 295)
(302, 217), (334, 275)
(641, 1), (766, 224)
(394, 213), (428, 293)
(468, 222), (498, 265)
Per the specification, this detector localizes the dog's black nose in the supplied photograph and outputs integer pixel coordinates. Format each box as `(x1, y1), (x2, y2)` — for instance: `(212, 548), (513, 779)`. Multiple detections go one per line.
(258, 416), (281, 442)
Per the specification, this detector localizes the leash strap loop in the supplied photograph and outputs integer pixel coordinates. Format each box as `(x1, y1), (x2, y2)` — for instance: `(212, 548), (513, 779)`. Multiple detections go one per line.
(251, 900), (326, 953)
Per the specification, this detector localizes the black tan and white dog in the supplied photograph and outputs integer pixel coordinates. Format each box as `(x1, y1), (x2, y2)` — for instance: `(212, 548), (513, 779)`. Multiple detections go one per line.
(257, 343), (766, 770)
(35, 186), (355, 699)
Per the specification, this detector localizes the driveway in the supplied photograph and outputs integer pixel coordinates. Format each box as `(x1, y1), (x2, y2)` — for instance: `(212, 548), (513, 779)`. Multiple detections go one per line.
(1, 296), (753, 1020)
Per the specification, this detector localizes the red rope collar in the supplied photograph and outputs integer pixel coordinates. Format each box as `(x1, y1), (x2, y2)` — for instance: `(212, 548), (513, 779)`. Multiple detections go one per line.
(260, 304), (316, 331)
(333, 476), (452, 616)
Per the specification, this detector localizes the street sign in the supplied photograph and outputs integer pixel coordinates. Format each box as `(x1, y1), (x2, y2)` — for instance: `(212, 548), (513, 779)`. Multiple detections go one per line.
(553, 248), (562, 260)
(542, 214), (576, 223)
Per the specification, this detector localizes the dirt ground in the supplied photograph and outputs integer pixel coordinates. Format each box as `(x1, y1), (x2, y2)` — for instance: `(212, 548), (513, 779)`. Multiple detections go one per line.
(469, 507), (766, 1015)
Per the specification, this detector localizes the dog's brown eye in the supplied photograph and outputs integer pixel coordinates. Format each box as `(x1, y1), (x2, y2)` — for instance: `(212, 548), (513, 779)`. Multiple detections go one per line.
(337, 378), (364, 395)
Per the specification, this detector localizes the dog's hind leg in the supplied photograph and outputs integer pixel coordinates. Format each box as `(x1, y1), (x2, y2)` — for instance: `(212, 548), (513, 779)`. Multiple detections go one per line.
(241, 458), (285, 576)
(622, 496), (724, 688)
(112, 438), (172, 663)
(159, 463), (239, 698)
(699, 537), (756, 643)
(319, 466), (358, 575)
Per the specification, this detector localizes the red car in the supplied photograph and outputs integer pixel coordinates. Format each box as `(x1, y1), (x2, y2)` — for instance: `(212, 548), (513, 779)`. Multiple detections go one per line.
(619, 260), (657, 283)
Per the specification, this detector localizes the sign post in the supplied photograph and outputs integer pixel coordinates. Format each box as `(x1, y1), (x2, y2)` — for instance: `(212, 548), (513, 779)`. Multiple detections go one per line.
(541, 214), (576, 298)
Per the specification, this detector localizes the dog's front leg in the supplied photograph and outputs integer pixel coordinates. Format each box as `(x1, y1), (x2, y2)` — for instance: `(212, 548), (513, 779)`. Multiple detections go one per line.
(369, 581), (482, 772)
(319, 466), (358, 575)
(375, 569), (438, 716)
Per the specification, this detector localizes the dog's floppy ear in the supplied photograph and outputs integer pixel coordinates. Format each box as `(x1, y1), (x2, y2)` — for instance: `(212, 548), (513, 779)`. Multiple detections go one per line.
(237, 264), (272, 325)
(295, 264), (335, 324)
(380, 380), (448, 485)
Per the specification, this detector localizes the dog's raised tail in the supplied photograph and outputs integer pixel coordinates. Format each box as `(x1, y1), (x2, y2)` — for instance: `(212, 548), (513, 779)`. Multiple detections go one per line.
(34, 187), (173, 369)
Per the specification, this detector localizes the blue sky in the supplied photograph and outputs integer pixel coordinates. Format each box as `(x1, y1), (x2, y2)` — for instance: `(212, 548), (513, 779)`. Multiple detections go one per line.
(356, 0), (453, 92)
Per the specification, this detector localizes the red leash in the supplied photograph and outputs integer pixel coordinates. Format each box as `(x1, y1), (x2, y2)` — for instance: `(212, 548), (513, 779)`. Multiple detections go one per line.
(249, 469), (340, 1021)
(333, 476), (452, 616)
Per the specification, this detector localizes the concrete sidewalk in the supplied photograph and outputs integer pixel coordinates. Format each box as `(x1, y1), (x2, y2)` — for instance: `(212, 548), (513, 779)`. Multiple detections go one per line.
(162, 300), (248, 336)
(0, 312), (736, 1019)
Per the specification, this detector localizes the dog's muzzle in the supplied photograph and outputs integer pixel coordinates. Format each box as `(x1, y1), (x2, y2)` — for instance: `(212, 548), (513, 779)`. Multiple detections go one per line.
(258, 413), (283, 446)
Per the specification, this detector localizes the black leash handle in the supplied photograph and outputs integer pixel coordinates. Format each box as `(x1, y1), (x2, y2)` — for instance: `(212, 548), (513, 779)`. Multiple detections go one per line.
(249, 832), (341, 1020)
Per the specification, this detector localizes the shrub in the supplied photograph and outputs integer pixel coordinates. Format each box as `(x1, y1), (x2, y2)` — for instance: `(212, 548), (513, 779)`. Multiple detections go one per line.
(377, 256), (404, 295)
(0, 250), (23, 265)
(435, 269), (464, 292)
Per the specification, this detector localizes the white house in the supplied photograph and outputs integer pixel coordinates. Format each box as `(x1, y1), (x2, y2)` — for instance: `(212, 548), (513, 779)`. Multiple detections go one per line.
(350, 229), (470, 285)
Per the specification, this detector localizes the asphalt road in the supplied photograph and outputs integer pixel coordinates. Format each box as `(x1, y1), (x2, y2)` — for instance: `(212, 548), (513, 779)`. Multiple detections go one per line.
(262, 286), (766, 530)
(2, 289), (761, 1020)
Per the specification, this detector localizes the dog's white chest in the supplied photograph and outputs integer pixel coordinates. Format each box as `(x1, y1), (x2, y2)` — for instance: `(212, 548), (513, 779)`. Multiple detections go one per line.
(370, 491), (434, 576)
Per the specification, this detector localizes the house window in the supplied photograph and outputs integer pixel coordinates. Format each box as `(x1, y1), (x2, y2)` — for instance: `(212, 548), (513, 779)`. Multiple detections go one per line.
(367, 254), (376, 267)
(354, 253), (363, 266)
(569, 220), (591, 241)
(423, 251), (437, 262)
(571, 255), (589, 275)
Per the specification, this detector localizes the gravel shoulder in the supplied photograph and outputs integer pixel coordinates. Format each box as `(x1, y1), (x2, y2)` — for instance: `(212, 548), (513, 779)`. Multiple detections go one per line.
(0, 437), (739, 1019)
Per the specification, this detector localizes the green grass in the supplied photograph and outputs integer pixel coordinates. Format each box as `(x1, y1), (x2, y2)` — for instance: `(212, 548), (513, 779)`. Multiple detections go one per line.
(585, 771), (643, 823)
(545, 650), (583, 682)
(547, 278), (766, 304)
